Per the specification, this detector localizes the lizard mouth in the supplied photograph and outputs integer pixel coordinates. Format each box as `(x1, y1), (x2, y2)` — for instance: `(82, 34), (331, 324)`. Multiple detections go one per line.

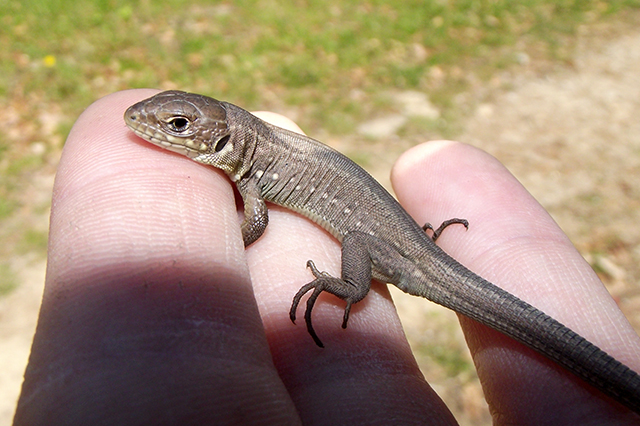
(124, 109), (203, 158)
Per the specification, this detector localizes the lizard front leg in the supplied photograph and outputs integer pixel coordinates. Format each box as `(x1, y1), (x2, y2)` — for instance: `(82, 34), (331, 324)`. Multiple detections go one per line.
(290, 231), (414, 347)
(237, 180), (268, 247)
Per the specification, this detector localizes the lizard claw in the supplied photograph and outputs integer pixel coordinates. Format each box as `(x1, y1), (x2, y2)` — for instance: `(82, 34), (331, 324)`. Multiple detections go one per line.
(290, 282), (325, 348)
(289, 260), (331, 347)
(342, 302), (352, 329)
(422, 218), (469, 242)
(289, 260), (348, 348)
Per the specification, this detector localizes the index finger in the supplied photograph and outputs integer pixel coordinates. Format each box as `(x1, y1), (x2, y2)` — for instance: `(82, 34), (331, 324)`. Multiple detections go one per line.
(14, 90), (300, 425)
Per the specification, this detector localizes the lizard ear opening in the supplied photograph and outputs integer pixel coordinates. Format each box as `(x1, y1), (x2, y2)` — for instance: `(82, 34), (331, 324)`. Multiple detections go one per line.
(214, 135), (230, 152)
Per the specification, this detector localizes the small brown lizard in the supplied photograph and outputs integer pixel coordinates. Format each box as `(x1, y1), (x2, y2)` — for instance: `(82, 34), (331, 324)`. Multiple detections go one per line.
(124, 90), (640, 415)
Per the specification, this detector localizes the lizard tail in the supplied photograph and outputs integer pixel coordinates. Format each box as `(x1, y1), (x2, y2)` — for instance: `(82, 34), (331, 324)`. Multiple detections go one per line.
(418, 257), (640, 414)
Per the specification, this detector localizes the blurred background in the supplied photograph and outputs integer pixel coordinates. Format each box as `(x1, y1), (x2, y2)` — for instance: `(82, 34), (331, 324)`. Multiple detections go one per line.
(2, 1), (640, 424)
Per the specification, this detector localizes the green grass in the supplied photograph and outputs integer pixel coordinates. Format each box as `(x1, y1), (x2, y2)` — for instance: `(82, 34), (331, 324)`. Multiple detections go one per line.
(0, 262), (18, 296)
(420, 341), (474, 377)
(17, 229), (49, 255)
(3, 0), (640, 131)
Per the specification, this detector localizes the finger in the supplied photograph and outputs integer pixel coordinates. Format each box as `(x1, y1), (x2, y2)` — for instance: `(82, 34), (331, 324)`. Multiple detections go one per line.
(243, 119), (457, 425)
(252, 111), (304, 133)
(14, 90), (300, 425)
(391, 140), (640, 424)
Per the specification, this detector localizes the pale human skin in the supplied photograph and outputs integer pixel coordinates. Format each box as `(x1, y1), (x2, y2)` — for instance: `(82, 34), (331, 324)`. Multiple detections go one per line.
(13, 89), (640, 425)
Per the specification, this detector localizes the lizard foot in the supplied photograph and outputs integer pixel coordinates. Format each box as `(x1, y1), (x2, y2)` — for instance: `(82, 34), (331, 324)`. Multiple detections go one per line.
(289, 260), (356, 348)
(422, 218), (469, 242)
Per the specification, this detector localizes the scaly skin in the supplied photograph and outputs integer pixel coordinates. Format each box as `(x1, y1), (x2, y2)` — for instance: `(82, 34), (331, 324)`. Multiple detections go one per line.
(124, 90), (640, 415)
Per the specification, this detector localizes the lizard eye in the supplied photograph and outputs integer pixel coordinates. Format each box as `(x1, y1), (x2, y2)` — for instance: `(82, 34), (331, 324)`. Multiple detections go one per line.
(167, 117), (191, 133)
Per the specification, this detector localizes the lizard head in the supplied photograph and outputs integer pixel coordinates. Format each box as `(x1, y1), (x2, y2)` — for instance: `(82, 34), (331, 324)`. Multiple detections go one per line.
(124, 90), (242, 176)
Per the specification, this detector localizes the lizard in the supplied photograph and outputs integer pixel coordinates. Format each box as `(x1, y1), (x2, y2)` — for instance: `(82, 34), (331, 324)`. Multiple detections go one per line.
(124, 90), (640, 415)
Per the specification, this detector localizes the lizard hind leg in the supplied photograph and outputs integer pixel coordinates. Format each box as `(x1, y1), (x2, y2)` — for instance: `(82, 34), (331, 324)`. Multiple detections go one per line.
(289, 260), (363, 348)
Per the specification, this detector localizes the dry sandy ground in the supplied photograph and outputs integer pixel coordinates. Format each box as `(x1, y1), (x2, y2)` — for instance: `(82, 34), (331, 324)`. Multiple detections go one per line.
(2, 23), (639, 426)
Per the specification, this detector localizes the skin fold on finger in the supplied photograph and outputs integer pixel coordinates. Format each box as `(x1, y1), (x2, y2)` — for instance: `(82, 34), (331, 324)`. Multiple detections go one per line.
(391, 141), (640, 425)
(14, 90), (300, 426)
(245, 115), (458, 425)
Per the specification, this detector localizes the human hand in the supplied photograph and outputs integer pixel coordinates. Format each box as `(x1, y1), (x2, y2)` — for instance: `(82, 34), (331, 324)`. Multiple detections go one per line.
(13, 89), (640, 425)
